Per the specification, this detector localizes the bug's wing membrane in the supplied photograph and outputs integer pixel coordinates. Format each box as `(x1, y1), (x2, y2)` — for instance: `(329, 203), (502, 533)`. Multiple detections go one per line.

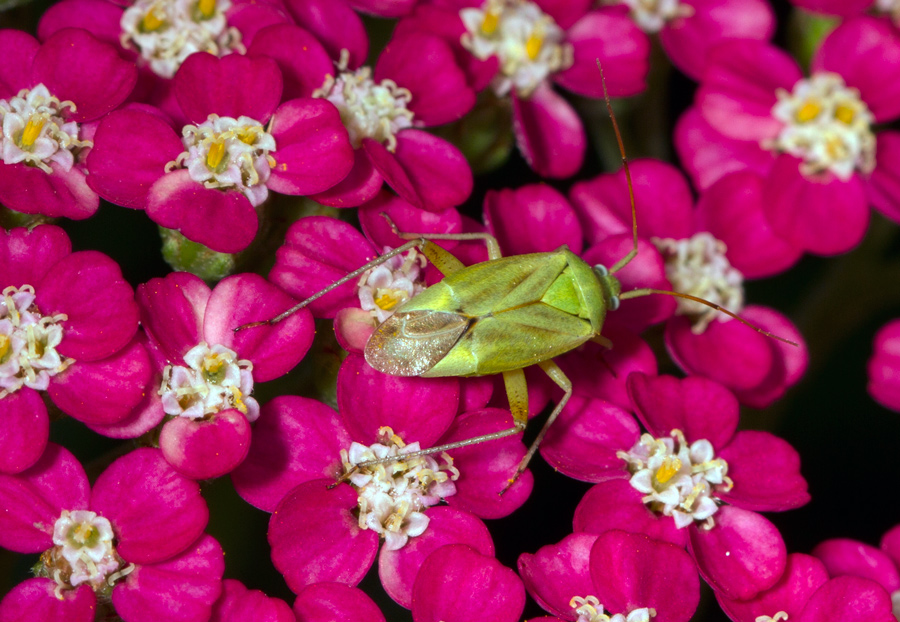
(365, 310), (472, 376)
(426, 303), (594, 377)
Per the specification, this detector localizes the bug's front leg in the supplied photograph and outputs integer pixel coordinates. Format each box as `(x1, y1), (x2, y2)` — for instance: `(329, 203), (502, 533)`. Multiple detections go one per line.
(382, 213), (503, 261)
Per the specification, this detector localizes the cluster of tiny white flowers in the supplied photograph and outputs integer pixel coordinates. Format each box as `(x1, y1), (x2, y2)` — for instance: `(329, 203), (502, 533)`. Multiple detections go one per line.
(770, 71), (875, 180)
(611, 0), (692, 33)
(341, 427), (459, 551)
(0, 84), (89, 174)
(618, 429), (731, 529)
(0, 284), (71, 398)
(358, 247), (427, 324)
(167, 114), (276, 206)
(460, 0), (573, 97)
(120, 0), (243, 79)
(315, 54), (414, 152)
(570, 596), (656, 622)
(158, 342), (259, 421)
(653, 232), (744, 334)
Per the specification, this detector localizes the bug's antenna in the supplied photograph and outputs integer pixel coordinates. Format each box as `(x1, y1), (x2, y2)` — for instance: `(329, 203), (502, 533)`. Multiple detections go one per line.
(619, 288), (799, 346)
(596, 60), (638, 275)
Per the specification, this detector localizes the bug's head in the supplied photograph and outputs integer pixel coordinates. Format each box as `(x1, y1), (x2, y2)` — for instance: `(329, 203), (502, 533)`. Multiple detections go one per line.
(592, 264), (621, 312)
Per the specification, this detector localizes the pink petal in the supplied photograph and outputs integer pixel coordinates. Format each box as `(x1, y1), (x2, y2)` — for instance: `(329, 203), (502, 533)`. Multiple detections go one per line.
(541, 395), (639, 483)
(0, 224), (71, 287)
(660, 0), (775, 81)
(534, 0), (592, 28)
(411, 544), (526, 622)
(48, 337), (152, 425)
(310, 148), (384, 208)
(137, 272), (209, 361)
(868, 318), (900, 411)
(518, 532), (599, 618)
(268, 98), (354, 195)
(231, 396), (352, 512)
(159, 410), (252, 479)
(484, 184), (582, 255)
(147, 169), (258, 253)
(867, 131), (900, 225)
(555, 9), (649, 98)
(379, 506), (494, 608)
(0, 388), (48, 474)
(268, 479), (380, 591)
(91, 448), (208, 565)
(881, 524), (900, 570)
(0, 443), (89, 553)
(174, 53), (282, 124)
(790, 0), (873, 16)
(211, 579), (294, 622)
(695, 170), (802, 278)
(762, 154), (869, 255)
(688, 505), (786, 600)
(627, 373), (738, 449)
(225, 0), (293, 47)
(589, 530), (699, 622)
(86, 387), (166, 440)
(359, 190), (463, 250)
(512, 85), (585, 179)
(293, 583), (385, 622)
(112, 535), (224, 622)
(812, 539), (900, 593)
(203, 273), (313, 382)
(0, 579), (95, 622)
(697, 39), (801, 142)
(0, 30), (40, 96)
(246, 24), (333, 100)
(282, 0), (368, 67)
(798, 576), (895, 622)
(351, 0), (417, 17)
(33, 28), (136, 122)
(337, 353), (459, 448)
(0, 162), (98, 219)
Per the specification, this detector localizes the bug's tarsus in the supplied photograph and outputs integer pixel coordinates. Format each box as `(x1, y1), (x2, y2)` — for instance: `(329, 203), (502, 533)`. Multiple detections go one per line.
(619, 288), (800, 347)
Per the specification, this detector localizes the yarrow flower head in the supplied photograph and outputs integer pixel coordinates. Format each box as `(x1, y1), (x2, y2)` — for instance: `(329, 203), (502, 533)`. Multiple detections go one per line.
(0, 445), (223, 622)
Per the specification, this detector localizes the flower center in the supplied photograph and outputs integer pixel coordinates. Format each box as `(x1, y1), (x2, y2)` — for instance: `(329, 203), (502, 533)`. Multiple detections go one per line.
(158, 342), (259, 421)
(314, 58), (414, 152)
(613, 0), (692, 33)
(618, 429), (731, 529)
(0, 84), (89, 174)
(460, 0), (573, 97)
(357, 247), (426, 324)
(570, 596), (656, 622)
(119, 0), (244, 79)
(38, 510), (130, 599)
(769, 72), (875, 181)
(341, 426), (459, 551)
(0, 285), (71, 398)
(652, 232), (744, 334)
(167, 114), (276, 207)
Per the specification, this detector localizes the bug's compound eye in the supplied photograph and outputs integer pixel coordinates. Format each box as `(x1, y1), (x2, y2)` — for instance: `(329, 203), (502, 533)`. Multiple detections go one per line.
(592, 264), (609, 277)
(610, 296), (620, 312)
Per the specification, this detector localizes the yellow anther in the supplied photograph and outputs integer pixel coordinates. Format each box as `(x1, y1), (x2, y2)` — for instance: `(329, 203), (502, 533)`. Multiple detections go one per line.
(236, 127), (257, 145)
(206, 140), (226, 170)
(230, 386), (247, 414)
(0, 334), (9, 362)
(835, 103), (855, 124)
(197, 0), (216, 19)
(655, 456), (682, 485)
(21, 118), (44, 148)
(374, 291), (401, 311)
(141, 7), (165, 31)
(795, 99), (821, 123)
(481, 10), (500, 35)
(525, 30), (543, 60)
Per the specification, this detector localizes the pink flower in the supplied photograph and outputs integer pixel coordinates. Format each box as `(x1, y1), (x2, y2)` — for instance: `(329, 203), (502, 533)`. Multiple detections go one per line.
(677, 17), (900, 255)
(0, 444), (224, 622)
(607, 0), (775, 80)
(234, 354), (531, 600)
(399, 0), (649, 178)
(86, 52), (354, 253)
(0, 225), (148, 474)
(518, 530), (699, 622)
(717, 553), (895, 622)
(811, 524), (900, 603)
(0, 28), (136, 219)
(868, 319), (900, 411)
(570, 374), (809, 600)
(135, 271), (314, 479)
(570, 160), (808, 407)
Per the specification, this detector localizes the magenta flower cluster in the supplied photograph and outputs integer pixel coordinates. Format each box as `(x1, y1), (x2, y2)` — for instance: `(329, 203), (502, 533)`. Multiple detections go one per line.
(4, 1), (900, 622)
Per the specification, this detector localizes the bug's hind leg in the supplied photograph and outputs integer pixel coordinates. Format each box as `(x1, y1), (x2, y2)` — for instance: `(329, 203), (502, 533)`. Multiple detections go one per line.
(500, 359), (572, 496)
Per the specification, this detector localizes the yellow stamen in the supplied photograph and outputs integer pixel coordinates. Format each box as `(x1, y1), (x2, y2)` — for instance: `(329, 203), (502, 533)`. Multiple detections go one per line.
(236, 127), (257, 145)
(795, 100), (821, 123)
(374, 292), (400, 310)
(206, 140), (226, 170)
(230, 386), (247, 414)
(204, 355), (224, 374)
(481, 10), (500, 35)
(197, 0), (216, 19)
(525, 30), (543, 60)
(835, 103), (855, 124)
(655, 456), (682, 485)
(0, 334), (10, 362)
(21, 118), (44, 148)
(141, 7), (165, 31)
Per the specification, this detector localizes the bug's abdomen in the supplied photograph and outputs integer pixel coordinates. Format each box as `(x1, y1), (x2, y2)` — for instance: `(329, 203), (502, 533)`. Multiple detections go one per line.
(365, 309), (471, 376)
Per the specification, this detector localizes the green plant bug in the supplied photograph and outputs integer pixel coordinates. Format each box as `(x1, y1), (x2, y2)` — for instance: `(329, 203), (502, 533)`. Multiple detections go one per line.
(238, 66), (794, 493)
